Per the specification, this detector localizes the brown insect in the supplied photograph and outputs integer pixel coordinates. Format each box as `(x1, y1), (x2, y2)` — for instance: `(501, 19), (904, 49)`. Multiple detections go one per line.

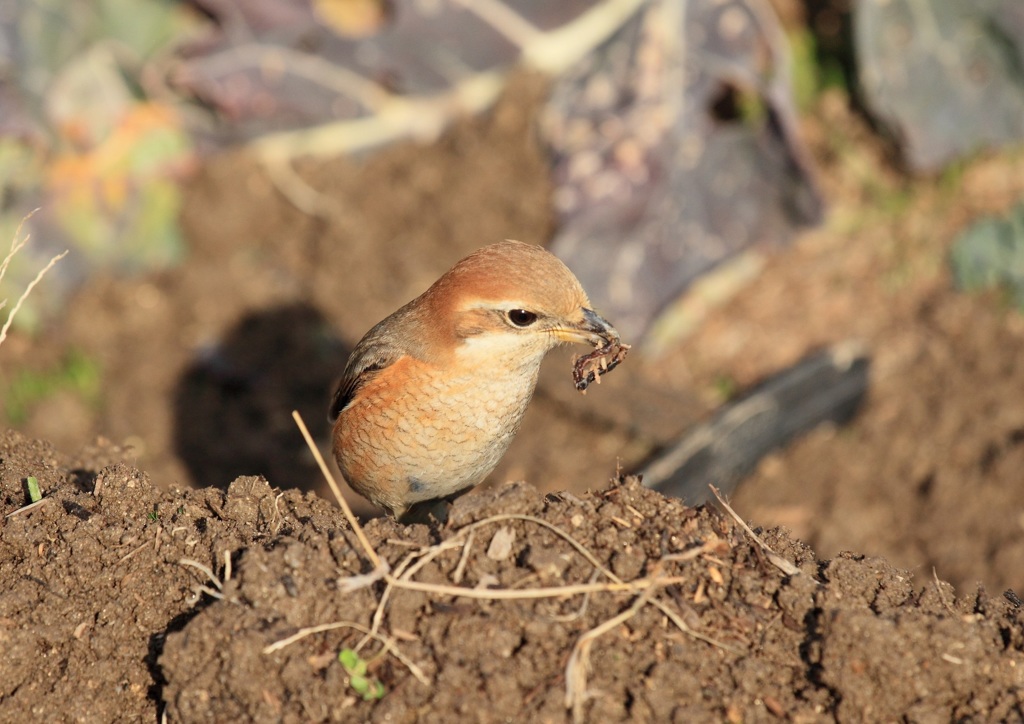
(573, 340), (630, 392)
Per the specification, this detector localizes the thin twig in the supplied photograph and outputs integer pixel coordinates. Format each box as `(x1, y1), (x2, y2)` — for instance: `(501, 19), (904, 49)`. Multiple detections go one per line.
(709, 485), (802, 578)
(118, 539), (153, 564)
(292, 411), (384, 573)
(364, 540), (463, 646)
(263, 619), (429, 685)
(4, 497), (48, 518)
(391, 575), (685, 600)
(566, 587), (655, 722)
(546, 570), (599, 623)
(932, 567), (957, 616)
(646, 597), (741, 653)
(178, 558), (224, 590)
(450, 513), (621, 584)
(0, 247), (67, 346)
(0, 210), (36, 281)
(452, 530), (475, 584)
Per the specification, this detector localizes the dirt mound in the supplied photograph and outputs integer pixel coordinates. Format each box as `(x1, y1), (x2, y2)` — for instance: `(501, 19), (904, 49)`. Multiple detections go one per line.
(3, 429), (1023, 722)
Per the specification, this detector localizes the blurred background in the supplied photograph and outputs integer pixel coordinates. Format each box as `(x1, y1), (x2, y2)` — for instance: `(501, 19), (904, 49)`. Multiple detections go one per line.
(3, 0), (1024, 594)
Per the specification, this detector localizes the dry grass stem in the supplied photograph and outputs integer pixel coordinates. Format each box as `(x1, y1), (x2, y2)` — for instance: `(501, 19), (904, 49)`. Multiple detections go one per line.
(118, 539), (154, 564)
(452, 530), (475, 584)
(565, 588), (655, 722)
(0, 211), (68, 347)
(290, 412), (741, 700)
(364, 540), (463, 646)
(263, 619), (429, 685)
(451, 513), (621, 583)
(710, 485), (802, 578)
(178, 557), (224, 590)
(4, 498), (49, 518)
(545, 570), (599, 623)
(292, 411), (385, 573)
(392, 575), (684, 600)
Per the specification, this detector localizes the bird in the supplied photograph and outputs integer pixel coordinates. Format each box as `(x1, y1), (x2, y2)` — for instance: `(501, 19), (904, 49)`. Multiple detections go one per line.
(329, 240), (622, 519)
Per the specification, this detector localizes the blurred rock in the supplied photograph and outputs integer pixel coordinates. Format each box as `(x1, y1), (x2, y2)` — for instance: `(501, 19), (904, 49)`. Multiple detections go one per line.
(856, 0), (1024, 173)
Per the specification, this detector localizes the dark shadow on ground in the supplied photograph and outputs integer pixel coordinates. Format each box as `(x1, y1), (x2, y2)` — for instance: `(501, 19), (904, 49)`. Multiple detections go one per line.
(173, 302), (348, 493)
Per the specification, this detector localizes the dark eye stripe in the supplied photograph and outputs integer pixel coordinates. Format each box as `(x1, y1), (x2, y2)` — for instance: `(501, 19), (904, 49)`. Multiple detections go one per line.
(507, 309), (538, 327)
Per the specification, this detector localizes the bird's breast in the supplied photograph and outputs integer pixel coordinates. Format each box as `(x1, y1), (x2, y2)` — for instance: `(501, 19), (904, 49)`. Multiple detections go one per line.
(333, 353), (544, 507)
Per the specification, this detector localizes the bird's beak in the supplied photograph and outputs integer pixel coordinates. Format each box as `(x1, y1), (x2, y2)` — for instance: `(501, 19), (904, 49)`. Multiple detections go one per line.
(551, 308), (621, 347)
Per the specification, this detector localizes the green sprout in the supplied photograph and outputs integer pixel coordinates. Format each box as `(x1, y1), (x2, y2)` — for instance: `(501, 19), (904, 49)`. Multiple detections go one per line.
(147, 507), (159, 522)
(25, 476), (42, 503)
(338, 648), (385, 701)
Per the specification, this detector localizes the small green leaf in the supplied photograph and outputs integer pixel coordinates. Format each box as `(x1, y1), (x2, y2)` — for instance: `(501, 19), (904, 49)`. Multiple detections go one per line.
(338, 648), (360, 671)
(349, 674), (370, 695)
(26, 476), (42, 503)
(339, 648), (385, 700)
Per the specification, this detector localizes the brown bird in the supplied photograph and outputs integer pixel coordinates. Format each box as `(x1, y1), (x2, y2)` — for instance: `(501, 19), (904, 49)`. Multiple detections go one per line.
(329, 240), (623, 519)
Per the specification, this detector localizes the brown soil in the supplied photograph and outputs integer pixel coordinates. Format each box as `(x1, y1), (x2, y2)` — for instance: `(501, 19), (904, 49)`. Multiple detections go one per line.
(4, 60), (1024, 721)
(4, 429), (1024, 722)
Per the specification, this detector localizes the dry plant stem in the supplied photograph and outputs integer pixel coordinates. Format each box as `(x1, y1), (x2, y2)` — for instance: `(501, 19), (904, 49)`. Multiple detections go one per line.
(661, 541), (719, 564)
(263, 158), (340, 220)
(4, 497), (48, 518)
(647, 597), (740, 653)
(565, 587), (656, 722)
(0, 210), (35, 283)
(118, 539), (153, 564)
(365, 512), (624, 640)
(362, 540), (464, 648)
(0, 224), (67, 346)
(452, 513), (621, 583)
(367, 514), (730, 648)
(290, 416), (737, 693)
(178, 558), (223, 590)
(263, 620), (430, 685)
(292, 410), (384, 572)
(178, 558), (227, 603)
(933, 567), (957, 616)
(709, 485), (802, 578)
(546, 570), (600, 623)
(392, 574), (686, 600)
(452, 530), (476, 584)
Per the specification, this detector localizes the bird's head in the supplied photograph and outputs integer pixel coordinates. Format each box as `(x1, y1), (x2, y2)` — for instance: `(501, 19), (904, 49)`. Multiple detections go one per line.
(415, 240), (620, 367)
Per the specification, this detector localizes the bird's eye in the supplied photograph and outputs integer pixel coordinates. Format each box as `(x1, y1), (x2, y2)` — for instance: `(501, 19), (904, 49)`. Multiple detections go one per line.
(507, 309), (538, 327)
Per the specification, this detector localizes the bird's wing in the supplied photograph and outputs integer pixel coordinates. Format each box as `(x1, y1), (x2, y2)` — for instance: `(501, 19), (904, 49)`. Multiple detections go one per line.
(328, 336), (406, 421)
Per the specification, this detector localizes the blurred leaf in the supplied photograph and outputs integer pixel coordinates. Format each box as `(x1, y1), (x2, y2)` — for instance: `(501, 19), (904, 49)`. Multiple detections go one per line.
(950, 202), (1024, 310)
(0, 0), (197, 330)
(17, 0), (98, 84)
(96, 0), (196, 59)
(44, 102), (192, 270)
(47, 44), (133, 147)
